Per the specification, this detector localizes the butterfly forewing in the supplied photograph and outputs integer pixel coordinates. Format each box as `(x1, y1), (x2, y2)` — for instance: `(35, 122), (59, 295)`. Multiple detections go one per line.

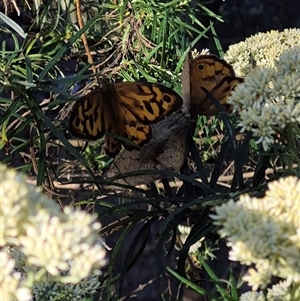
(114, 83), (183, 123)
(190, 54), (243, 116)
(113, 96), (153, 150)
(208, 56), (236, 79)
(200, 76), (244, 115)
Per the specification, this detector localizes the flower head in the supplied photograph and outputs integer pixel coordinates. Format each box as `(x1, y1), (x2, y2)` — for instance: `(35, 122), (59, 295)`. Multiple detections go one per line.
(227, 46), (300, 150)
(224, 28), (300, 77)
(240, 280), (298, 301)
(0, 249), (32, 301)
(0, 164), (107, 300)
(212, 176), (300, 289)
(0, 164), (61, 246)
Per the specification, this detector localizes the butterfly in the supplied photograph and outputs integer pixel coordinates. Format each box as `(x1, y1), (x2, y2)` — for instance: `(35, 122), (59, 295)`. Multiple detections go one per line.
(69, 82), (183, 157)
(182, 53), (243, 118)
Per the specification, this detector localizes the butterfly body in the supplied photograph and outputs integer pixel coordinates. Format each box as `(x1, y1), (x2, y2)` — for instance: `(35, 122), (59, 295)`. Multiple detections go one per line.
(69, 82), (182, 156)
(190, 55), (243, 116)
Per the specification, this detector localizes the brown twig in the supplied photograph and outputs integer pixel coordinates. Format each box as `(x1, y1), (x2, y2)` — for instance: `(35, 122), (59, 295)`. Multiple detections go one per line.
(75, 0), (100, 84)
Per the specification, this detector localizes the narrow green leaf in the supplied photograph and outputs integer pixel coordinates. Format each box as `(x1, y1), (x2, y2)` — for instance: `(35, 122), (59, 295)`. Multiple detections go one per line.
(38, 16), (102, 81)
(0, 12), (27, 38)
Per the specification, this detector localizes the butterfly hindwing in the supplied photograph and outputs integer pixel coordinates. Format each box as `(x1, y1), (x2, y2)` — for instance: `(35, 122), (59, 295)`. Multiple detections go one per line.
(123, 115), (152, 150)
(104, 136), (122, 157)
(69, 89), (106, 140)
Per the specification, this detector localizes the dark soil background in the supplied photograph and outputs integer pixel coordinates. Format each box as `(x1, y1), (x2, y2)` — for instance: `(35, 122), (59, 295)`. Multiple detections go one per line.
(201, 0), (300, 53)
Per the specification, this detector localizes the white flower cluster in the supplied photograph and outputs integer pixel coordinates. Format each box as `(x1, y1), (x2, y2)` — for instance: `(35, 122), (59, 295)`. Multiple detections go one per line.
(227, 46), (300, 151)
(239, 280), (298, 301)
(0, 164), (106, 301)
(211, 176), (300, 294)
(1, 164), (61, 246)
(239, 291), (265, 301)
(0, 249), (32, 301)
(224, 28), (300, 77)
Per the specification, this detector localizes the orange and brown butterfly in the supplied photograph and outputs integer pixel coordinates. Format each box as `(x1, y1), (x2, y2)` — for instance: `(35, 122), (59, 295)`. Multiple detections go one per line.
(69, 82), (183, 157)
(182, 52), (243, 118)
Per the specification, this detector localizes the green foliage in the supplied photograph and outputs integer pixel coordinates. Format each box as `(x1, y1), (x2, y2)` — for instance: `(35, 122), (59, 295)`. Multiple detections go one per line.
(167, 265), (239, 301)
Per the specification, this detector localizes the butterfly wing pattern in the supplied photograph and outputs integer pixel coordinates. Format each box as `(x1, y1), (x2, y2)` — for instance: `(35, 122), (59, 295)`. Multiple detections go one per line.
(190, 55), (243, 116)
(69, 82), (182, 156)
